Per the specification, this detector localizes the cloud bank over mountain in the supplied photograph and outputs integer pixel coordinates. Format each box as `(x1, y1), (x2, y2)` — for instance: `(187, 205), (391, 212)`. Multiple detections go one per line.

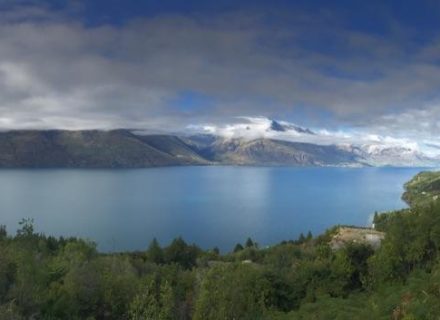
(187, 117), (438, 156)
(1, 1), (440, 155)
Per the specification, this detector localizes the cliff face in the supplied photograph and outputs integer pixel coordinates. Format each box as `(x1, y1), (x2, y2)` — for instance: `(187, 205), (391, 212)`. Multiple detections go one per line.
(330, 227), (385, 250)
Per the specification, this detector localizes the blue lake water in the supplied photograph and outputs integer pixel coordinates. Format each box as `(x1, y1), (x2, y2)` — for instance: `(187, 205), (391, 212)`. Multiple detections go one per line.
(0, 167), (428, 252)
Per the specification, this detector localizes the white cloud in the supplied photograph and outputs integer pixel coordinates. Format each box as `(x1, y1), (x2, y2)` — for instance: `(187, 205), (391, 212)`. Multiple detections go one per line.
(188, 116), (440, 156)
(0, 3), (439, 154)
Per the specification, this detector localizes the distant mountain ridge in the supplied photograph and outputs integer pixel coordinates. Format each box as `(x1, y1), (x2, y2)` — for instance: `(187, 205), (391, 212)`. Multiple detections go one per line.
(0, 129), (438, 168)
(269, 120), (315, 135)
(0, 130), (207, 168)
(182, 135), (358, 166)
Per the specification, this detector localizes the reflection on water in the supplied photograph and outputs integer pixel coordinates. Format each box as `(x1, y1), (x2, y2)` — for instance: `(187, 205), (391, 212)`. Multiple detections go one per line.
(0, 167), (424, 252)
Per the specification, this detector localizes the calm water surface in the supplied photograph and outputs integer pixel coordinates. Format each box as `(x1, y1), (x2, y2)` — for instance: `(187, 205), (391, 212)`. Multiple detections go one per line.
(0, 167), (428, 251)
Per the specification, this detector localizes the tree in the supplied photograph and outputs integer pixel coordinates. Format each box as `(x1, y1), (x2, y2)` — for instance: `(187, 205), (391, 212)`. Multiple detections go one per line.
(373, 211), (379, 224)
(100, 257), (138, 318)
(0, 248), (16, 303)
(245, 238), (254, 248)
(129, 279), (160, 320)
(129, 278), (174, 320)
(16, 218), (34, 238)
(344, 243), (374, 289)
(148, 238), (164, 264)
(194, 264), (269, 320)
(159, 280), (174, 319)
(0, 225), (6, 241)
(164, 237), (199, 269)
(0, 302), (22, 320)
(234, 243), (244, 253)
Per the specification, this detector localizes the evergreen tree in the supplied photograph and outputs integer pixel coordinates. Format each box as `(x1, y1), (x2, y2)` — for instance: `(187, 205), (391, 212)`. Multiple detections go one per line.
(159, 281), (174, 320)
(148, 238), (164, 264)
(373, 211), (379, 227)
(16, 218), (34, 238)
(245, 237), (254, 248)
(0, 225), (6, 240)
(194, 264), (269, 320)
(164, 237), (198, 269)
(234, 243), (244, 252)
(129, 279), (174, 320)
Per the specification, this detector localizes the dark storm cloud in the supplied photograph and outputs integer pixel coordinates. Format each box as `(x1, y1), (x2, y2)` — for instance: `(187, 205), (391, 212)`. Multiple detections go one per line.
(0, 1), (439, 147)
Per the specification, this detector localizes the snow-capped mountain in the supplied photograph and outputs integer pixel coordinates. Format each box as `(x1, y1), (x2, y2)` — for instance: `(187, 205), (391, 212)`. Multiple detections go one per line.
(335, 143), (438, 166)
(185, 117), (440, 167)
(0, 127), (438, 168)
(269, 120), (315, 135)
(358, 145), (436, 167)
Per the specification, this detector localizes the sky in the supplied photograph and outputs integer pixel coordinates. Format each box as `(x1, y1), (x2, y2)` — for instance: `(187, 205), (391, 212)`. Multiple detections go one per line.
(1, 0), (440, 152)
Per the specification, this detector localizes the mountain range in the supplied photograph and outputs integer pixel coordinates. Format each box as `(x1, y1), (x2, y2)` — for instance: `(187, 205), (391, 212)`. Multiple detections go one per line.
(0, 126), (438, 168)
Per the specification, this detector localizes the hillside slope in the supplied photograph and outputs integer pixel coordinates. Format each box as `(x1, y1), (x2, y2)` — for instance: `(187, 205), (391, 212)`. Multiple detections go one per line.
(206, 138), (359, 166)
(402, 170), (440, 206)
(0, 130), (438, 168)
(0, 130), (207, 168)
(183, 135), (359, 166)
(136, 135), (209, 164)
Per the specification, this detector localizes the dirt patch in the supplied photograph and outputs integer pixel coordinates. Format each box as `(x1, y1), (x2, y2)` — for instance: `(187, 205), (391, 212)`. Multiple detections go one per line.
(330, 227), (385, 250)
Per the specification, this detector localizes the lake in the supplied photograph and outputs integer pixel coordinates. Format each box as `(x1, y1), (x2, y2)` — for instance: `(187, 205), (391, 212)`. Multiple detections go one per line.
(0, 167), (427, 252)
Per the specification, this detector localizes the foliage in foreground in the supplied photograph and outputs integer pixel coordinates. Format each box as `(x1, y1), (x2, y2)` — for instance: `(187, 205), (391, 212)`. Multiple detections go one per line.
(2, 200), (440, 319)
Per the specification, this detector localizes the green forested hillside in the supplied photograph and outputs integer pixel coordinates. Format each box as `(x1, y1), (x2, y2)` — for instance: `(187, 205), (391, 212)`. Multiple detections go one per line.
(2, 173), (440, 319)
(403, 170), (440, 207)
(0, 130), (209, 168)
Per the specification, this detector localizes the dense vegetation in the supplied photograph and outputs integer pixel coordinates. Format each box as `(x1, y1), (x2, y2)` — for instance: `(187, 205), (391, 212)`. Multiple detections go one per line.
(2, 172), (440, 319)
(402, 171), (440, 207)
